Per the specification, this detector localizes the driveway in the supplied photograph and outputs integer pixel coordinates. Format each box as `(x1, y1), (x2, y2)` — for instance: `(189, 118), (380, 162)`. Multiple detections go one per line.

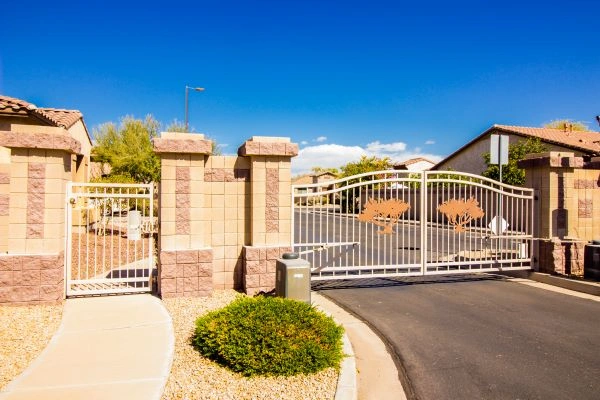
(315, 275), (600, 400)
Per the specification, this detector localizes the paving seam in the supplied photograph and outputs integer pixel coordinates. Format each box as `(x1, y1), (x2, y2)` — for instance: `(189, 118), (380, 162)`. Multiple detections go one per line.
(2, 377), (165, 392)
(318, 291), (418, 400)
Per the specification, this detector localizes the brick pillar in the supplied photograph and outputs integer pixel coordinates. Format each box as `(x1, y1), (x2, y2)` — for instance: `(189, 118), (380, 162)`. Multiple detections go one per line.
(153, 132), (213, 297)
(519, 152), (587, 276)
(238, 136), (298, 295)
(0, 127), (81, 304)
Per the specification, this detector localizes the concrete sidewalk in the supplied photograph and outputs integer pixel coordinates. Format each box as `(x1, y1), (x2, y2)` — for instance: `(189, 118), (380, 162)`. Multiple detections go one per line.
(312, 292), (406, 400)
(0, 294), (174, 400)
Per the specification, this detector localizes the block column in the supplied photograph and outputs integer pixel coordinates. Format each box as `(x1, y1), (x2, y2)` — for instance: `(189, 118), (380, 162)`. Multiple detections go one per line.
(153, 132), (213, 297)
(238, 136), (298, 295)
(0, 127), (81, 304)
(520, 152), (583, 275)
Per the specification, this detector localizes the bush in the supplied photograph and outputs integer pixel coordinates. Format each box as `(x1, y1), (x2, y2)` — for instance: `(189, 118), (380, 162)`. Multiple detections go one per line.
(192, 296), (344, 377)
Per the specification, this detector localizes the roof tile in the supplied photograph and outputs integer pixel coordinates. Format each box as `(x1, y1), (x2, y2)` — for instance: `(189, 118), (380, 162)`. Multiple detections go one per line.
(493, 124), (600, 154)
(0, 95), (82, 128)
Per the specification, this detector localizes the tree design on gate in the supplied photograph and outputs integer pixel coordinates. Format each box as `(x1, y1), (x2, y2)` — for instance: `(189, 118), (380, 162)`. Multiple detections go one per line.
(358, 198), (411, 234)
(437, 197), (485, 233)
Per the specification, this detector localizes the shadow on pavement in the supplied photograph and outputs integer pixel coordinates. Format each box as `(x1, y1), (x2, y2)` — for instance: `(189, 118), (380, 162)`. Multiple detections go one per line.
(311, 273), (507, 291)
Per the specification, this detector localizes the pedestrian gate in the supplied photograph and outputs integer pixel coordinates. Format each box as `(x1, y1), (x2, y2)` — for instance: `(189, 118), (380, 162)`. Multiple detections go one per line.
(292, 171), (533, 280)
(65, 183), (155, 296)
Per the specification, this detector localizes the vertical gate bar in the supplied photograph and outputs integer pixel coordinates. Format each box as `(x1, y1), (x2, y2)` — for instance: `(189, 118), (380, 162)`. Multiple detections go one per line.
(420, 172), (427, 275)
(65, 182), (72, 295)
(93, 196), (97, 280)
(351, 182), (356, 269)
(102, 189), (106, 280)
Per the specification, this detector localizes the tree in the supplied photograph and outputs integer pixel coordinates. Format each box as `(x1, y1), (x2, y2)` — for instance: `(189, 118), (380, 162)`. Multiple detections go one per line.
(544, 119), (590, 132)
(92, 115), (161, 183)
(482, 138), (547, 186)
(339, 156), (393, 213)
(340, 155), (392, 178)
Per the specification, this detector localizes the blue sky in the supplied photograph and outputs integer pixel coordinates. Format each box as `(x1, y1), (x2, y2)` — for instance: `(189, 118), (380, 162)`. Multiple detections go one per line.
(2, 0), (599, 174)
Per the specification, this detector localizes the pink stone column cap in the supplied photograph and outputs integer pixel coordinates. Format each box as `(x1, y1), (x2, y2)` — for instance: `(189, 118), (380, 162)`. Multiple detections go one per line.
(153, 132), (213, 154)
(238, 136), (298, 157)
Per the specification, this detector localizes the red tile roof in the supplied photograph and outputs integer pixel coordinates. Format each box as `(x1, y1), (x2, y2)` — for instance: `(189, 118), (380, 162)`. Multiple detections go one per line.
(0, 95), (83, 129)
(492, 124), (600, 154)
(34, 108), (83, 129)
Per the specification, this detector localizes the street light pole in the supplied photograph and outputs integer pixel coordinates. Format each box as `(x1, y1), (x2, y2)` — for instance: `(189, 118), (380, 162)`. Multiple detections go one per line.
(184, 85), (205, 131)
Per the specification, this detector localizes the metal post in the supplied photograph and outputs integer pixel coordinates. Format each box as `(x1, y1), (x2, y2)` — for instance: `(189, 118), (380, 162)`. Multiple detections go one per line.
(184, 86), (189, 131)
(184, 86), (205, 132)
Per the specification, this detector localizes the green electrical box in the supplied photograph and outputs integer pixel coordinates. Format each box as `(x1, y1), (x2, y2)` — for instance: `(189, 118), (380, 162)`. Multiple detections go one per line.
(276, 254), (311, 303)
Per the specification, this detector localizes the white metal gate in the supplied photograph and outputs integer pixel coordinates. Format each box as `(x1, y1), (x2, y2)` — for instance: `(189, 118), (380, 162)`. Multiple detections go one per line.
(292, 170), (533, 280)
(65, 182), (155, 296)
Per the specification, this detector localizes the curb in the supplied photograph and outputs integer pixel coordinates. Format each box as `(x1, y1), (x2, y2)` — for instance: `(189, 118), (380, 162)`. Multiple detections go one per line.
(335, 331), (357, 400)
(498, 270), (600, 296)
(311, 293), (357, 400)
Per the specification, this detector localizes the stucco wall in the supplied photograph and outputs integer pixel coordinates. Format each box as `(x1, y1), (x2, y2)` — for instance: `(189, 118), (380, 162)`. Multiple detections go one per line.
(436, 131), (587, 174)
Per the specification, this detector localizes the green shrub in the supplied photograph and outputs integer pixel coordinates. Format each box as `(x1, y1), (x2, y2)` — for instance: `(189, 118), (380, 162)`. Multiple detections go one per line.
(192, 296), (344, 377)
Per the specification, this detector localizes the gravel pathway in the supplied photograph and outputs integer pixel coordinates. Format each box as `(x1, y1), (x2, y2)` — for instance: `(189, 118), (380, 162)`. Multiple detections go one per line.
(161, 290), (338, 400)
(0, 303), (64, 390)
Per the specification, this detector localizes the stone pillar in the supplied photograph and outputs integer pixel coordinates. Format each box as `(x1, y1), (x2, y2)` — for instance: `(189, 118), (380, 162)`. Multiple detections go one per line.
(153, 132), (213, 297)
(0, 126), (81, 304)
(238, 136), (298, 295)
(520, 152), (586, 276)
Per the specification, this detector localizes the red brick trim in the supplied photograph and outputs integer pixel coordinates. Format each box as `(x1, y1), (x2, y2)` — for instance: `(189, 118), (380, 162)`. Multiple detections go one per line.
(266, 168), (279, 233)
(0, 252), (64, 305)
(242, 245), (292, 295)
(27, 163), (45, 239)
(159, 249), (213, 298)
(0, 131), (81, 154)
(204, 168), (250, 182)
(0, 194), (8, 217)
(175, 166), (190, 235)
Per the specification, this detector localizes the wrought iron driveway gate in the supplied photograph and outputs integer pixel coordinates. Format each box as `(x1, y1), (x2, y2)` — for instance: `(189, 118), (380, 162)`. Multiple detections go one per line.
(292, 171), (533, 280)
(65, 183), (155, 296)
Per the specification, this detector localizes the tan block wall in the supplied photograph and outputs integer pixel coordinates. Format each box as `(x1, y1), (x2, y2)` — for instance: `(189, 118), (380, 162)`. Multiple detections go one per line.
(522, 153), (600, 276)
(436, 130), (586, 175)
(204, 156), (250, 289)
(0, 127), (76, 304)
(155, 134), (298, 297)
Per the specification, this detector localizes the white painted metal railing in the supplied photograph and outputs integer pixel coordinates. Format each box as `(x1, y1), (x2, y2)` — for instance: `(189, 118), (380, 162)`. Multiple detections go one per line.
(65, 182), (155, 296)
(292, 170), (534, 280)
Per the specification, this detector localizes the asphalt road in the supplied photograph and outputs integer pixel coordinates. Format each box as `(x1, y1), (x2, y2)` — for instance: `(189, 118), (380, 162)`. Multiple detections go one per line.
(316, 275), (600, 400)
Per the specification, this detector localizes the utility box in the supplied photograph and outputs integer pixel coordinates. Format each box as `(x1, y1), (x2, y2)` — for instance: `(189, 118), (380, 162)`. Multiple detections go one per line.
(276, 253), (311, 303)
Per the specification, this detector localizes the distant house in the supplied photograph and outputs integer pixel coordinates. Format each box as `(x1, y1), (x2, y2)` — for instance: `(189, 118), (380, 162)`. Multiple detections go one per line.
(292, 171), (337, 187)
(393, 157), (435, 171)
(433, 124), (600, 174)
(292, 171), (338, 204)
(0, 95), (93, 181)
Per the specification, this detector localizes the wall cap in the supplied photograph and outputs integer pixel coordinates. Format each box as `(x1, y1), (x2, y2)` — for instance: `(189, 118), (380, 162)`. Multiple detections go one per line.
(0, 130), (82, 154)
(153, 132), (212, 154)
(238, 136), (298, 157)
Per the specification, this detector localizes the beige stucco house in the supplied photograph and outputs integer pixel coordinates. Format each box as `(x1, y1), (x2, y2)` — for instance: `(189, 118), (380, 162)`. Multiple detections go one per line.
(433, 124), (600, 174)
(393, 157), (435, 171)
(0, 95), (93, 182)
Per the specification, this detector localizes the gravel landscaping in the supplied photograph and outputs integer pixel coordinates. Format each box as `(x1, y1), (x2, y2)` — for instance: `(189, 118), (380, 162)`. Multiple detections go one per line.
(0, 303), (64, 389)
(161, 290), (339, 400)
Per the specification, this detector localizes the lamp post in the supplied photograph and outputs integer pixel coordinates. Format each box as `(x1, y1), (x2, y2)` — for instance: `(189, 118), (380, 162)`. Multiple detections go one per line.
(185, 85), (205, 131)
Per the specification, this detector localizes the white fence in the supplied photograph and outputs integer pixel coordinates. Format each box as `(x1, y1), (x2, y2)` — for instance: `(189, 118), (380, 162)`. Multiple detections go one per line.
(65, 183), (155, 296)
